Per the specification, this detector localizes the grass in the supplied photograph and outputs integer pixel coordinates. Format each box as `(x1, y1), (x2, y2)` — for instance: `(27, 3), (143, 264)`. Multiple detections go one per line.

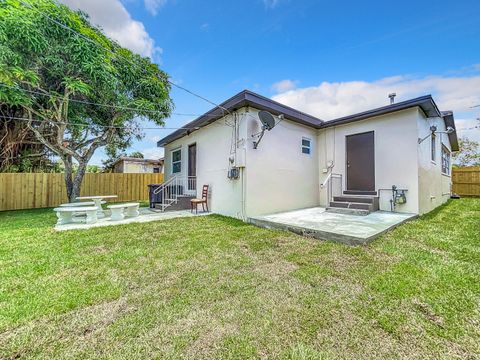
(0, 199), (479, 359)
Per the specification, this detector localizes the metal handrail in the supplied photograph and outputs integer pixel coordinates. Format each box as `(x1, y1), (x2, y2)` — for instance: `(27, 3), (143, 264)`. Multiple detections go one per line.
(153, 175), (177, 195)
(153, 175), (197, 211)
(320, 172), (332, 189)
(322, 172), (342, 204)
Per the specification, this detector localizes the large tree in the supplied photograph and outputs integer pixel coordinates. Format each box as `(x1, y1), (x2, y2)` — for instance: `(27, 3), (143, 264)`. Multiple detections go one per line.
(0, 0), (172, 200)
(453, 137), (480, 167)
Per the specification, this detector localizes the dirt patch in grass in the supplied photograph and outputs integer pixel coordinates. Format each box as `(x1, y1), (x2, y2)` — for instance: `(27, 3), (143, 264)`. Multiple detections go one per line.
(0, 298), (133, 358)
(412, 298), (445, 328)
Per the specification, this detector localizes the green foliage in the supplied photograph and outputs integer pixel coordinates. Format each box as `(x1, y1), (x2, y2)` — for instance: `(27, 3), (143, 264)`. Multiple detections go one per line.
(0, 0), (172, 131)
(453, 137), (480, 167)
(0, 0), (172, 196)
(86, 164), (100, 173)
(128, 151), (144, 159)
(101, 146), (124, 172)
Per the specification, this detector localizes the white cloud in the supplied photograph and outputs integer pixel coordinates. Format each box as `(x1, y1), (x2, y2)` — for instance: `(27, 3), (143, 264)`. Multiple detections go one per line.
(271, 79), (297, 93)
(144, 0), (167, 16)
(272, 74), (480, 120)
(455, 118), (480, 142)
(141, 147), (164, 159)
(148, 135), (162, 143)
(59, 0), (161, 59)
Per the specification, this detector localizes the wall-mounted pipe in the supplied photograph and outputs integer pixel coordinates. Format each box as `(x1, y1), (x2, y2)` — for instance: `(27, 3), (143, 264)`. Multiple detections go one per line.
(378, 185), (408, 212)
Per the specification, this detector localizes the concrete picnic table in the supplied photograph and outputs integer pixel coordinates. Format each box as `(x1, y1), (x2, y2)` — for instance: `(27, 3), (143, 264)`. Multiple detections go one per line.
(76, 195), (118, 218)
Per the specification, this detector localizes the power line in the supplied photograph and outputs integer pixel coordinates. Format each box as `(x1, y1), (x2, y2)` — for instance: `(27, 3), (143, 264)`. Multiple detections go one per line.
(18, 0), (230, 114)
(0, 115), (205, 131)
(0, 83), (218, 118)
(457, 125), (480, 131)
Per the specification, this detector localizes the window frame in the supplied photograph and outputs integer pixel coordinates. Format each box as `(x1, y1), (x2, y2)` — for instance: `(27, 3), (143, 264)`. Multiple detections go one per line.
(431, 133), (436, 163)
(441, 144), (451, 175)
(301, 137), (312, 155)
(171, 148), (182, 174)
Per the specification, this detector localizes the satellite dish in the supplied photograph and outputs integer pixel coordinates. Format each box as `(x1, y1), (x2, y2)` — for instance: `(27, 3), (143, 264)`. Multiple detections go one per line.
(258, 111), (276, 130)
(252, 111), (278, 149)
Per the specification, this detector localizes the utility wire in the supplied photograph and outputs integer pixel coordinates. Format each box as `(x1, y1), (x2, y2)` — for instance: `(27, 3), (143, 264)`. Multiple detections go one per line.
(19, 0), (230, 114)
(457, 125), (480, 131)
(0, 115), (204, 131)
(0, 83), (218, 118)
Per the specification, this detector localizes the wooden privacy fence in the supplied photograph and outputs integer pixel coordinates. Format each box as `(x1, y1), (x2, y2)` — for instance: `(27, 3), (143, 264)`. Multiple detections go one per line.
(452, 167), (480, 197)
(0, 173), (164, 211)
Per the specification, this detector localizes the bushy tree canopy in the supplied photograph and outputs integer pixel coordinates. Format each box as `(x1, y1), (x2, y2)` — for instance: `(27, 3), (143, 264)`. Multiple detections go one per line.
(0, 0), (172, 199)
(453, 137), (480, 167)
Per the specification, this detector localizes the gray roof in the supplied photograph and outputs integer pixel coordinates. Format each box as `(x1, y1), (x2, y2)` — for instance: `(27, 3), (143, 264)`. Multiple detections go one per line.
(157, 91), (459, 151)
(322, 95), (441, 127)
(440, 111), (459, 151)
(323, 95), (459, 151)
(156, 90), (323, 147)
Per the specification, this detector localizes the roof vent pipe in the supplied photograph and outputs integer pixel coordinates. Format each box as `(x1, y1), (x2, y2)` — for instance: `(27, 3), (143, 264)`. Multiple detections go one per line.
(388, 93), (396, 104)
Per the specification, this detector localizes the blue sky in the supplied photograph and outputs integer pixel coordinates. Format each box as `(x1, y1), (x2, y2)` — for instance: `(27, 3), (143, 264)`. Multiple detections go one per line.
(61, 0), (480, 164)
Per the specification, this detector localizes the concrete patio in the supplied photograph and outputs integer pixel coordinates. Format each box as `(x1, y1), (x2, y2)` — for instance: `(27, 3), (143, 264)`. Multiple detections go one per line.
(55, 207), (207, 231)
(248, 207), (417, 245)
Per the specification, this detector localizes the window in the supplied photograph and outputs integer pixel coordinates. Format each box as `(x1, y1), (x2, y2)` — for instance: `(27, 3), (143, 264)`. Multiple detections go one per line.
(153, 167), (160, 173)
(441, 145), (450, 175)
(302, 137), (311, 155)
(431, 133), (436, 162)
(172, 148), (181, 173)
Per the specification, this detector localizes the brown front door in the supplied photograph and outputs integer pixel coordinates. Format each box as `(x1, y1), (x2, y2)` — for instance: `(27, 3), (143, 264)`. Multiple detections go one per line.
(346, 131), (375, 191)
(188, 143), (196, 190)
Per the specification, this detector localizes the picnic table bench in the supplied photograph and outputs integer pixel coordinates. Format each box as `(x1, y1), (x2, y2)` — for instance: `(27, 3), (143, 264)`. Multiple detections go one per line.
(59, 201), (105, 208)
(76, 195), (117, 218)
(107, 203), (140, 221)
(53, 206), (98, 225)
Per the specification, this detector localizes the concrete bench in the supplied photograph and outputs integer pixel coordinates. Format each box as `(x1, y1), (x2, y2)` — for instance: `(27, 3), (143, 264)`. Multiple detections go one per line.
(107, 203), (140, 221)
(59, 201), (105, 207)
(58, 201), (106, 217)
(53, 206), (98, 225)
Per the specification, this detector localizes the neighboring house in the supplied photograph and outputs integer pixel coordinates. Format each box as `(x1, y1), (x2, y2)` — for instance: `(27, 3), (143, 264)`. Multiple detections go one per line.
(113, 157), (164, 173)
(157, 90), (458, 219)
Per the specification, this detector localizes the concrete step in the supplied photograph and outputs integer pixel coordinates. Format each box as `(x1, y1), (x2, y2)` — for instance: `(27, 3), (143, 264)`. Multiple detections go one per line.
(333, 196), (375, 204)
(333, 195), (379, 212)
(343, 190), (377, 196)
(326, 207), (370, 216)
(155, 196), (194, 212)
(330, 201), (372, 211)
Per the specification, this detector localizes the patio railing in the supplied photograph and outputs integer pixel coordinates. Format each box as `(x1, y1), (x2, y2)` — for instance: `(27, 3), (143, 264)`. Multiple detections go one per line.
(321, 172), (343, 205)
(153, 176), (196, 211)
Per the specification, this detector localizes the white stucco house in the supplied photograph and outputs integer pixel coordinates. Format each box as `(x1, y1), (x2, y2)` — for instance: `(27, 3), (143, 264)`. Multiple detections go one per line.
(156, 90), (458, 221)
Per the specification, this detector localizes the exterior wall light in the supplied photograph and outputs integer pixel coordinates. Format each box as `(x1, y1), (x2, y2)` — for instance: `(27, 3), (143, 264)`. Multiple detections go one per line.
(418, 125), (455, 144)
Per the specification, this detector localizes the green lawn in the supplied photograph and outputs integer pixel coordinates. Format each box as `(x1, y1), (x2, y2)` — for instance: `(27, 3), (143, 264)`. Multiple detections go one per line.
(0, 200), (479, 359)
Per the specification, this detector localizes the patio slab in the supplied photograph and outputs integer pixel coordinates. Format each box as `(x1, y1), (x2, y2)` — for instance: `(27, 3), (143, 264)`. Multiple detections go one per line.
(55, 207), (207, 231)
(248, 207), (417, 245)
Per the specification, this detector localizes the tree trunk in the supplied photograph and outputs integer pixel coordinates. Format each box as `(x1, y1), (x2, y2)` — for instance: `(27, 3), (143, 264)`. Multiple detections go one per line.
(63, 156), (88, 202)
(71, 160), (88, 202)
(63, 155), (76, 202)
